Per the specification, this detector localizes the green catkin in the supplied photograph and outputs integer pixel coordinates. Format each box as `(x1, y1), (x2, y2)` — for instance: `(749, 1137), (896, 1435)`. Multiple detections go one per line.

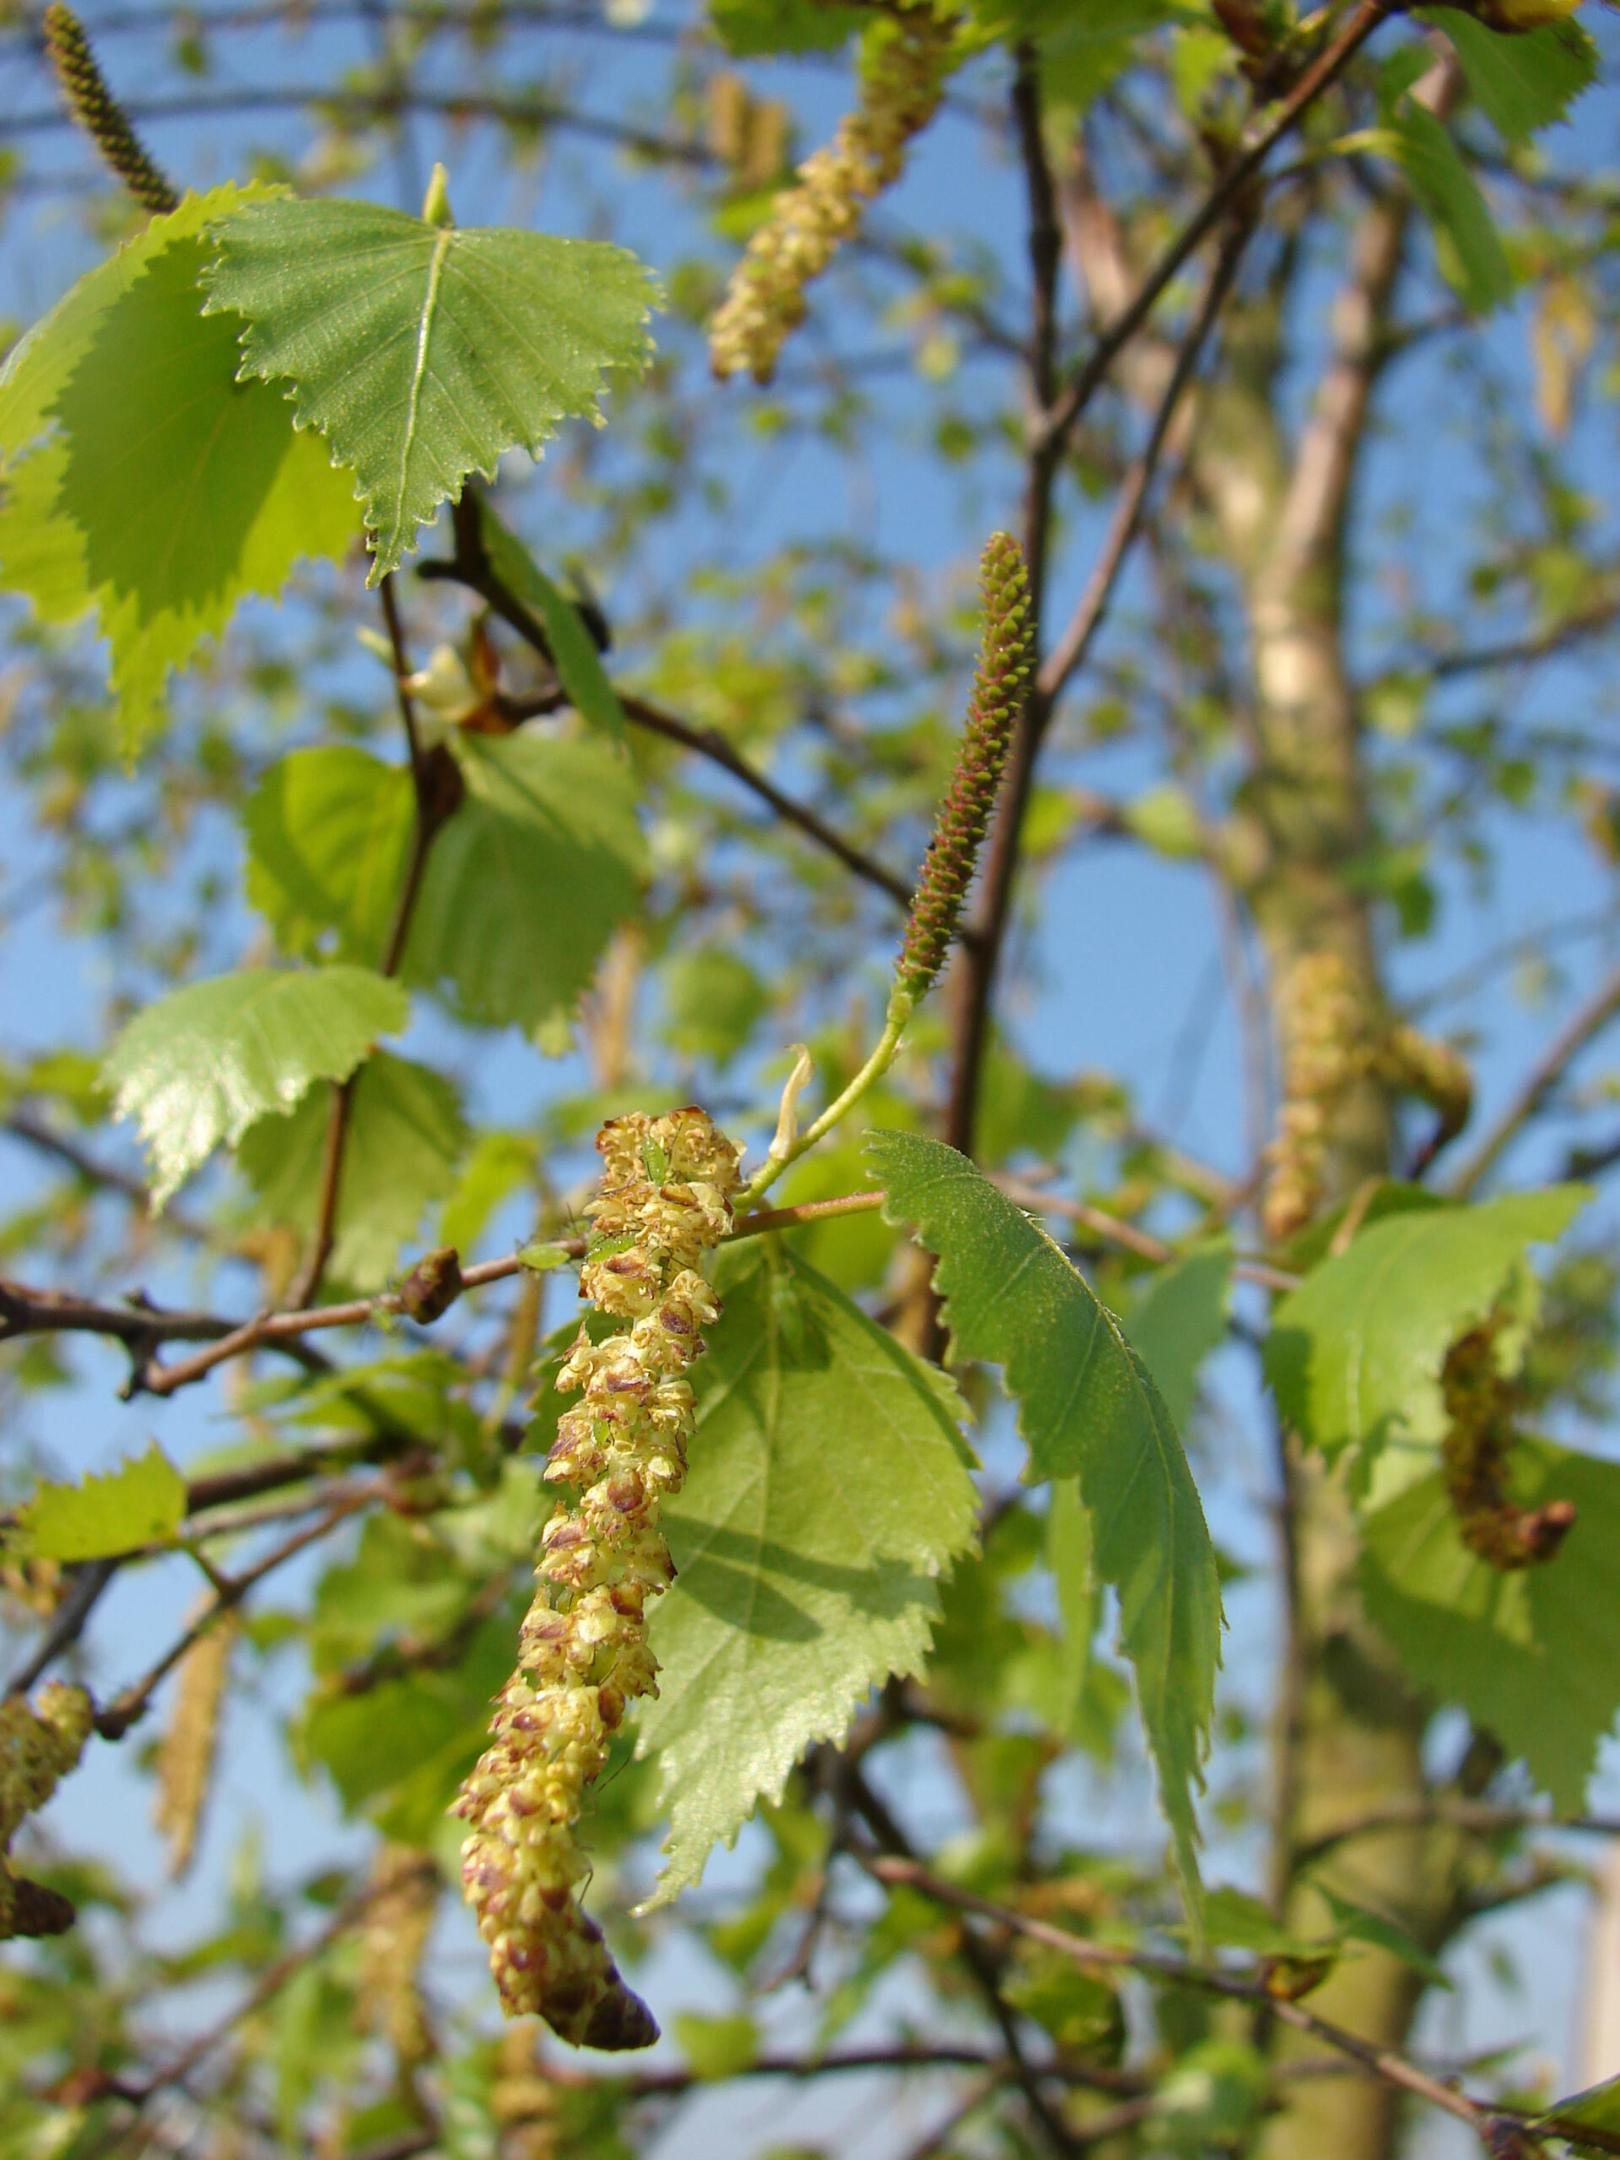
(42, 3), (180, 216)
(894, 531), (1032, 1003)
(1440, 1320), (1576, 1570)
(454, 1106), (742, 2050)
(0, 1683), (92, 1941)
(709, 4), (958, 384)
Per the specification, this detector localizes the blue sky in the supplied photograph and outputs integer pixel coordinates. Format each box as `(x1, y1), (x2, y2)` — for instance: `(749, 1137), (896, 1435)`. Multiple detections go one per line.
(2, 6), (1619, 2152)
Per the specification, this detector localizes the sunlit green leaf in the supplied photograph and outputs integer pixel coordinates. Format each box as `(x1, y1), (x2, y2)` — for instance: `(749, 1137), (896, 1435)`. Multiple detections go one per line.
(0, 185), (355, 752)
(634, 1240), (978, 1907)
(103, 965), (408, 1206)
(866, 1128), (1220, 1920)
(203, 189), (659, 578)
(1267, 1188), (1588, 1466)
(236, 1049), (467, 1288)
(1361, 1437), (1620, 1809)
(11, 1443), (185, 1560)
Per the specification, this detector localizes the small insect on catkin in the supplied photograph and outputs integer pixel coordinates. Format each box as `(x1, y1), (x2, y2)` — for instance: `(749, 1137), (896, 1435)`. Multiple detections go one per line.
(42, 3), (179, 216)
(894, 531), (1032, 1004)
(1, 1684), (92, 1941)
(709, 3), (959, 384)
(454, 1106), (742, 2050)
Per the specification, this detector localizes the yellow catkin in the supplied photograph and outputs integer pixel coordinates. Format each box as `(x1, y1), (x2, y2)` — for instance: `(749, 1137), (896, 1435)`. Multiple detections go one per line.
(1262, 952), (1475, 1243)
(453, 1106), (742, 2049)
(359, 1845), (436, 2068)
(1262, 950), (1367, 1245)
(153, 1608), (235, 1879)
(709, 5), (958, 384)
(490, 2025), (562, 2160)
(0, 1684), (92, 1940)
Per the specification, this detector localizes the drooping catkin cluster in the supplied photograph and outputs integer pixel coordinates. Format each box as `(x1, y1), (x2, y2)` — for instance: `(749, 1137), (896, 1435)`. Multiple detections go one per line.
(1262, 951), (1366, 1246)
(454, 1107), (742, 2050)
(894, 532), (1031, 1003)
(1383, 1020), (1474, 1150)
(42, 3), (179, 216)
(359, 1845), (437, 2069)
(709, 4), (958, 383)
(1441, 1320), (1576, 1570)
(1, 1683), (92, 1941)
(153, 1608), (235, 1879)
(1262, 951), (1475, 1244)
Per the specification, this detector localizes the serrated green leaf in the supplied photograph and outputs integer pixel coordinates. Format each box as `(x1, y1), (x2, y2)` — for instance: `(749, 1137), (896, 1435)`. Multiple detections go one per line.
(244, 733), (644, 1036)
(244, 744), (413, 962)
(1047, 1475), (1097, 1738)
(635, 1241), (978, 1907)
(1361, 1436), (1620, 1810)
(865, 1128), (1220, 1920)
(710, 0), (862, 54)
(1425, 10), (1596, 141)
(1266, 1187), (1588, 1465)
(478, 501), (625, 741)
(0, 186), (356, 754)
(201, 191), (659, 579)
(236, 1049), (466, 1290)
(103, 966), (408, 1207)
(1381, 103), (1515, 314)
(12, 1443), (185, 1560)
(1537, 2071), (1620, 2156)
(409, 732), (645, 1035)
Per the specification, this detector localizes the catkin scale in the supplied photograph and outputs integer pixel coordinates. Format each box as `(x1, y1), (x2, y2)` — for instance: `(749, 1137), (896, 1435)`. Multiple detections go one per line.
(454, 1106), (741, 2049)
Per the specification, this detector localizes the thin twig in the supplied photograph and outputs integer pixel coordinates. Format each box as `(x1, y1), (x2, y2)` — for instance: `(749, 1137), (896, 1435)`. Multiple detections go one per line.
(1038, 219), (1252, 708)
(422, 498), (928, 922)
(863, 1854), (1521, 2149)
(1041, 0), (1394, 454)
(286, 576), (444, 1311)
(92, 1484), (376, 1739)
(1449, 963), (1620, 1197)
(846, 1770), (1086, 2160)
(2, 85), (714, 166)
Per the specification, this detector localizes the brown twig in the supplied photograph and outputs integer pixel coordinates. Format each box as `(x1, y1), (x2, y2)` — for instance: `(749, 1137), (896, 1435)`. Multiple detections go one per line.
(1041, 0), (1394, 455)
(103, 1857), (438, 2118)
(92, 1483), (377, 1739)
(422, 497), (929, 923)
(1449, 963), (1620, 1198)
(946, 216), (1253, 1163)
(862, 1854), (1527, 2150)
(1038, 218), (1252, 709)
(285, 576), (451, 1311)
(846, 1769), (1086, 2160)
